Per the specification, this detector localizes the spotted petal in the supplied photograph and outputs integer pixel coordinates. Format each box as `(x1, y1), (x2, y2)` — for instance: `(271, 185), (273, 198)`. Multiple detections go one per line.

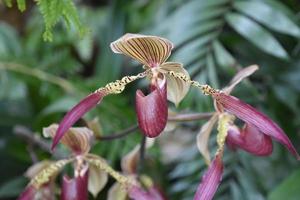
(52, 91), (106, 150)
(227, 123), (273, 156)
(215, 93), (300, 159)
(136, 79), (168, 137)
(110, 33), (173, 68)
(158, 62), (190, 106)
(194, 153), (223, 200)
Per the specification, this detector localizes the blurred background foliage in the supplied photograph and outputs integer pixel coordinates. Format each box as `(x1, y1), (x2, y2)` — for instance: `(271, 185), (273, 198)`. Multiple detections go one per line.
(0, 0), (300, 199)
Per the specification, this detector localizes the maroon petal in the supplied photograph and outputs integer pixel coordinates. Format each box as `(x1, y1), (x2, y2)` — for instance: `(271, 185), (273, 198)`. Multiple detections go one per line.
(128, 186), (165, 200)
(215, 93), (300, 159)
(18, 186), (37, 200)
(227, 124), (273, 156)
(136, 79), (168, 137)
(52, 91), (106, 150)
(194, 153), (223, 200)
(61, 170), (89, 200)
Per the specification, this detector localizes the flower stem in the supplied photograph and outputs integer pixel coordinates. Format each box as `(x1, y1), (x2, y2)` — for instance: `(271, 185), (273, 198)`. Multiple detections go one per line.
(95, 124), (139, 141)
(138, 135), (147, 175)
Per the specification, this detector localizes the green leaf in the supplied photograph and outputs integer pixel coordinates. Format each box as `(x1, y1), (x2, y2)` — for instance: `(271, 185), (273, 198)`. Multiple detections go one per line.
(234, 1), (300, 38)
(206, 53), (219, 88)
(4, 0), (13, 7)
(268, 169), (300, 200)
(213, 40), (236, 70)
(17, 0), (26, 12)
(41, 96), (79, 115)
(226, 13), (289, 59)
(0, 176), (27, 198)
(36, 0), (87, 41)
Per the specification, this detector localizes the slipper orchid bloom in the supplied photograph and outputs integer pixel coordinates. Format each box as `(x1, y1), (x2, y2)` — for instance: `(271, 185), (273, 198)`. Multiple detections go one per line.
(192, 65), (300, 200)
(52, 34), (190, 149)
(18, 125), (136, 200)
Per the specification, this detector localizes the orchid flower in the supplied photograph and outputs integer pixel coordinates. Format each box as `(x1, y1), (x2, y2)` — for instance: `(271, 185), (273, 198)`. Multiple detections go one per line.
(52, 33), (191, 149)
(18, 124), (136, 200)
(191, 65), (300, 200)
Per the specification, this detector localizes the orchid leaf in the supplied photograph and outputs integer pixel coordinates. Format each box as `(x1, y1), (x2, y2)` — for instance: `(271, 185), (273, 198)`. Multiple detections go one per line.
(268, 169), (300, 200)
(226, 13), (289, 59)
(212, 40), (236, 71)
(234, 1), (300, 38)
(206, 53), (219, 88)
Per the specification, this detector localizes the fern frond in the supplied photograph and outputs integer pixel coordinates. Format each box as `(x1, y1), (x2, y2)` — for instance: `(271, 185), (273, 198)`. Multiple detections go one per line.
(36, 0), (87, 41)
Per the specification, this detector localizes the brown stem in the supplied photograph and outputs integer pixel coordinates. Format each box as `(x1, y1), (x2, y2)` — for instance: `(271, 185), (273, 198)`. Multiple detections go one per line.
(95, 124), (139, 141)
(138, 135), (146, 175)
(14, 125), (63, 159)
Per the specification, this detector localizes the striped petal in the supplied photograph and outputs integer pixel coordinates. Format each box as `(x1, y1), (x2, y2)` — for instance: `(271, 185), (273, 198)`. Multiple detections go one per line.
(110, 33), (173, 68)
(44, 124), (93, 155)
(194, 153), (223, 200)
(136, 79), (168, 137)
(52, 91), (106, 150)
(61, 168), (89, 200)
(227, 123), (273, 156)
(215, 93), (300, 159)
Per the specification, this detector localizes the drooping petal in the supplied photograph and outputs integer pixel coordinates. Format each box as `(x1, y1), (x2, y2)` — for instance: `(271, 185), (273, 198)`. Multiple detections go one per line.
(128, 186), (165, 200)
(61, 169), (89, 200)
(215, 93), (300, 159)
(196, 114), (218, 165)
(18, 185), (37, 200)
(88, 164), (108, 198)
(194, 153), (223, 200)
(227, 124), (273, 156)
(223, 65), (259, 94)
(52, 91), (106, 150)
(44, 124), (93, 155)
(110, 33), (173, 68)
(158, 62), (190, 106)
(136, 79), (168, 137)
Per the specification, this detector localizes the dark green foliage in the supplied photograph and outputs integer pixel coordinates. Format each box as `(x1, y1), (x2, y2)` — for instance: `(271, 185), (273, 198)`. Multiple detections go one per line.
(0, 0), (300, 199)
